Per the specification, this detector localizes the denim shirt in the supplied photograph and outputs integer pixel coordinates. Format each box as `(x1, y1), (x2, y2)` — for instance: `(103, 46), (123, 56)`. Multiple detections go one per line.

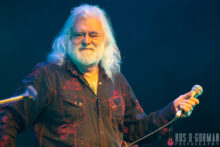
(0, 58), (176, 147)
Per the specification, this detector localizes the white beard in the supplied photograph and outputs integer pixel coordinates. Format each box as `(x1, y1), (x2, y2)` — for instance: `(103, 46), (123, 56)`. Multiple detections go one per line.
(68, 42), (105, 66)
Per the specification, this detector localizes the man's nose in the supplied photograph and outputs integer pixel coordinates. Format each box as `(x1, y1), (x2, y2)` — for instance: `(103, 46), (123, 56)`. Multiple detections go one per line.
(82, 34), (91, 45)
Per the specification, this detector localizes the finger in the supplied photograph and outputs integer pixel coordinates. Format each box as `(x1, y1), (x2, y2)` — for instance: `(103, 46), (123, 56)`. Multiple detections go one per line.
(179, 105), (190, 112)
(182, 102), (193, 110)
(189, 97), (200, 104)
(182, 99), (196, 107)
(179, 103), (193, 112)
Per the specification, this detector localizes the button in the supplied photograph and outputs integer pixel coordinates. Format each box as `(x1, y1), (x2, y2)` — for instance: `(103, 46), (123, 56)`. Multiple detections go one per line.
(98, 82), (102, 85)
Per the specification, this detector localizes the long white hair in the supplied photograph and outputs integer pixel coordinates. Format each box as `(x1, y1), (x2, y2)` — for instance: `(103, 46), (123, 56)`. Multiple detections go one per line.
(47, 4), (121, 79)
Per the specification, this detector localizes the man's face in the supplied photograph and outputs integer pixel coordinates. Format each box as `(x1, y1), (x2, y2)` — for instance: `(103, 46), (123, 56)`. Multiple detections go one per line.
(69, 17), (105, 67)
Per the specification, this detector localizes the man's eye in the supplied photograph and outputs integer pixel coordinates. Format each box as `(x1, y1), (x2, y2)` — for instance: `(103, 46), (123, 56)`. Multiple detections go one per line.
(74, 33), (84, 37)
(90, 33), (99, 37)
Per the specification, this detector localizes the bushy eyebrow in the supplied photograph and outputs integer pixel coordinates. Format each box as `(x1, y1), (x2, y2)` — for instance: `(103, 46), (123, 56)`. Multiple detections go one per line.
(73, 30), (99, 34)
(89, 31), (99, 34)
(71, 30), (104, 37)
(90, 31), (105, 37)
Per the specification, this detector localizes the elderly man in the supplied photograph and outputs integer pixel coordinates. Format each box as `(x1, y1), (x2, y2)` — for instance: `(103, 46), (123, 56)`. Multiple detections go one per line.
(0, 4), (199, 147)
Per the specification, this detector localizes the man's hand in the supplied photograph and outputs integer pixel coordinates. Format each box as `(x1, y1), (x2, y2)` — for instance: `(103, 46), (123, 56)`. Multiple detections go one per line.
(173, 91), (200, 118)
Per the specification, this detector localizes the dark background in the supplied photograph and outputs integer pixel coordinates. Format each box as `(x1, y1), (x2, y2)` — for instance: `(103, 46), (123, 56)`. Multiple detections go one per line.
(0, 0), (219, 146)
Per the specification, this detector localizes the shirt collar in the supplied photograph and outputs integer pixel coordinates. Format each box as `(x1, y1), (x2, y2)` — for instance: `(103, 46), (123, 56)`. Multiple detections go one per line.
(65, 56), (80, 77)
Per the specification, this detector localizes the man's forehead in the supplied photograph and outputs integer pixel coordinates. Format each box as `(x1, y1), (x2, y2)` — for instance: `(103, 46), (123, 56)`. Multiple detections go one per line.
(73, 16), (104, 33)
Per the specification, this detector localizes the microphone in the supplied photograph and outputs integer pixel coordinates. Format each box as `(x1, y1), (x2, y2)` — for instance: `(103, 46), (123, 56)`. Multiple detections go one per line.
(176, 84), (203, 118)
(0, 85), (37, 105)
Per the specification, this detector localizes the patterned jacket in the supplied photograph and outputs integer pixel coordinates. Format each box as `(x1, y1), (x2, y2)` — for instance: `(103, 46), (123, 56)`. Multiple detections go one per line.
(0, 58), (175, 146)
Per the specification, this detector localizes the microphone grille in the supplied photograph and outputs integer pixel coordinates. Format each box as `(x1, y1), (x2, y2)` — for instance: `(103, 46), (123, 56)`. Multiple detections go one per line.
(192, 84), (203, 96)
